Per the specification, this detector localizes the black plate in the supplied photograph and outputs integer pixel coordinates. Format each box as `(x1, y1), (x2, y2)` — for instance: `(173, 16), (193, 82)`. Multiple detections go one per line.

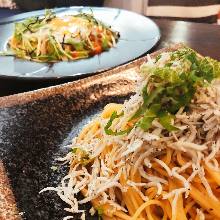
(0, 7), (160, 79)
(0, 60), (140, 220)
(0, 45), (182, 220)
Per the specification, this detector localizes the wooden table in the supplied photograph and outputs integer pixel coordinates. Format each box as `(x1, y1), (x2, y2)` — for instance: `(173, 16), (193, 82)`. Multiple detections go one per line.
(1, 19), (220, 96)
(153, 19), (220, 60)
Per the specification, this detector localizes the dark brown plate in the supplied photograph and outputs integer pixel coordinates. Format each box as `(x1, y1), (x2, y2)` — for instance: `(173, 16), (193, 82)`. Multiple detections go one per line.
(0, 44), (183, 220)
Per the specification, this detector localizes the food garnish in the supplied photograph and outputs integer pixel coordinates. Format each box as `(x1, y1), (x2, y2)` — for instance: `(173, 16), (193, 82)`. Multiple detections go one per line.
(2, 10), (119, 62)
(40, 47), (220, 220)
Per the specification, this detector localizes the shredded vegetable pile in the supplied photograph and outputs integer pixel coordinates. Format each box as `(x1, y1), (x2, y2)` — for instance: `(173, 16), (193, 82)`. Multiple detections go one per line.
(3, 10), (119, 62)
(41, 47), (220, 220)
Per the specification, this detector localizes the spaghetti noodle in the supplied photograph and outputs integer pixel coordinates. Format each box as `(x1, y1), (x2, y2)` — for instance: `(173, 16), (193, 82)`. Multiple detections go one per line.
(41, 47), (220, 220)
(2, 10), (119, 62)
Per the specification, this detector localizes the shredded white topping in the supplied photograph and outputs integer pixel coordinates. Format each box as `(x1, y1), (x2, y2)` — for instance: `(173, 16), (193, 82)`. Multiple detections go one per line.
(40, 50), (220, 219)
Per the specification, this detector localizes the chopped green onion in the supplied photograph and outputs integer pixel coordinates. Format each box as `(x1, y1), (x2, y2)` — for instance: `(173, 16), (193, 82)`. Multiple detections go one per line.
(104, 111), (130, 136)
(105, 47), (220, 136)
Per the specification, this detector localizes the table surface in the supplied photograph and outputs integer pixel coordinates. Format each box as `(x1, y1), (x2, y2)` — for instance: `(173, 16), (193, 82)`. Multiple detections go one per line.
(1, 18), (220, 97)
(154, 19), (220, 60)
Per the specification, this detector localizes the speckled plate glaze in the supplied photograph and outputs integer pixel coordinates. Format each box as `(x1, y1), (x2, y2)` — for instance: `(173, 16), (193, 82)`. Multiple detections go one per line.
(0, 44), (183, 220)
(0, 6), (160, 80)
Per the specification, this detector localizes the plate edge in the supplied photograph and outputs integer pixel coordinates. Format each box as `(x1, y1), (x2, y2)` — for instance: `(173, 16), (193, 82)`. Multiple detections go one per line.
(0, 43), (185, 108)
(0, 160), (21, 220)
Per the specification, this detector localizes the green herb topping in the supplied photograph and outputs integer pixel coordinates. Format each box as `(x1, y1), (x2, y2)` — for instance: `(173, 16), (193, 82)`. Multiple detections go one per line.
(104, 47), (220, 135)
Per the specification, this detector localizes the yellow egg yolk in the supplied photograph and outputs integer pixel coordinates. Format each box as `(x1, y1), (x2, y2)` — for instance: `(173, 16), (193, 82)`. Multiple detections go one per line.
(49, 16), (90, 35)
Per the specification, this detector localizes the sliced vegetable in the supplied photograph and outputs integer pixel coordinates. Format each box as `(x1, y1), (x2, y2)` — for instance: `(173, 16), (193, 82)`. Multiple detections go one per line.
(1, 9), (119, 62)
(137, 104), (160, 131)
(158, 112), (178, 132)
(104, 111), (130, 136)
(105, 47), (220, 135)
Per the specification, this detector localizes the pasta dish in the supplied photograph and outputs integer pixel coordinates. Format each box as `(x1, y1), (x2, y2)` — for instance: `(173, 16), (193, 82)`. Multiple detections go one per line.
(41, 46), (220, 220)
(4, 10), (119, 62)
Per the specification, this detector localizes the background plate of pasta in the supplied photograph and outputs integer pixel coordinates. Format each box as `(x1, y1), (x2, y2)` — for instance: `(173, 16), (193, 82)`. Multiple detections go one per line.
(0, 7), (160, 79)
(1, 43), (220, 220)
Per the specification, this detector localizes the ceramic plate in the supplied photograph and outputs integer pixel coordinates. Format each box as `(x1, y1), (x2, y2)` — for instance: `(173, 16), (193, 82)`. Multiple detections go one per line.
(0, 7), (160, 79)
